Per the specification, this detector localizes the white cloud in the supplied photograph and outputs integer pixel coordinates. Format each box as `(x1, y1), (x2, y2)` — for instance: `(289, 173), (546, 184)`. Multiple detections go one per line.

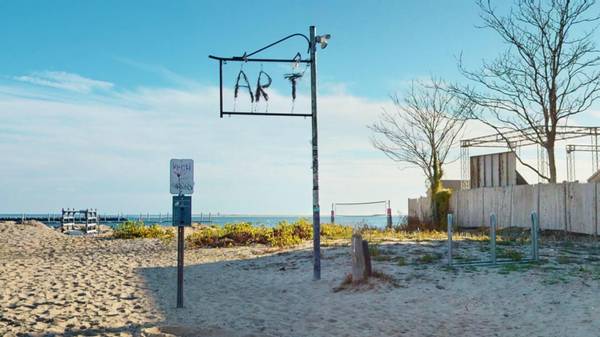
(113, 57), (200, 88)
(9, 69), (591, 214)
(13, 71), (114, 93)
(1, 72), (431, 214)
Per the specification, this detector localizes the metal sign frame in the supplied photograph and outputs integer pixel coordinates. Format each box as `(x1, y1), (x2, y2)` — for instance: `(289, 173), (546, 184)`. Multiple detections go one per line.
(209, 26), (329, 281)
(208, 55), (312, 118)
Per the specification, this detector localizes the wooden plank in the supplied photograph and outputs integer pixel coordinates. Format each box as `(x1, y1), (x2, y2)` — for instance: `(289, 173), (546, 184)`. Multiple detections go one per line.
(485, 155), (493, 187)
(471, 156), (478, 188)
(568, 182), (595, 234)
(508, 152), (517, 185)
(538, 183), (565, 231)
(492, 154), (500, 187)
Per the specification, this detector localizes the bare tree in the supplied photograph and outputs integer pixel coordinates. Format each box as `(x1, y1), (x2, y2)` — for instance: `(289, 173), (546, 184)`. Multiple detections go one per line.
(453, 0), (600, 183)
(370, 80), (467, 225)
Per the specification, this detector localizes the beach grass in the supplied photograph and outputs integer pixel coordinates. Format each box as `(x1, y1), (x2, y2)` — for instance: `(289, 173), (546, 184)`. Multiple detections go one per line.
(112, 220), (174, 240)
(183, 220), (496, 248)
(186, 220), (313, 248)
(112, 218), (505, 249)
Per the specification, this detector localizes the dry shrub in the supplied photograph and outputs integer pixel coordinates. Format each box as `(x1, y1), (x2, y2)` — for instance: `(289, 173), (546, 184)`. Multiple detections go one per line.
(333, 271), (401, 292)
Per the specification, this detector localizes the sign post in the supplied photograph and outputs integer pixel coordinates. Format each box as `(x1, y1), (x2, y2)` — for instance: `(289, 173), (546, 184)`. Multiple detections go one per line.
(170, 159), (194, 308)
(208, 26), (330, 280)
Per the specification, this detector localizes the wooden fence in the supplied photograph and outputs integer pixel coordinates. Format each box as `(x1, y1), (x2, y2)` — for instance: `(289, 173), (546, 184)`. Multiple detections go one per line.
(408, 182), (599, 235)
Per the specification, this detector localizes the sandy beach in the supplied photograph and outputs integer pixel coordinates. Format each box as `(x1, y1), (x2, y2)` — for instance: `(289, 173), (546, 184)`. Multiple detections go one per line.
(2, 221), (600, 337)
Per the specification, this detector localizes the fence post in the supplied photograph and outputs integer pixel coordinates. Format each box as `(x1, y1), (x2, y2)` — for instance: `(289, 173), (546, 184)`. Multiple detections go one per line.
(595, 183), (598, 237)
(447, 213), (453, 266)
(490, 213), (496, 265)
(531, 212), (539, 261)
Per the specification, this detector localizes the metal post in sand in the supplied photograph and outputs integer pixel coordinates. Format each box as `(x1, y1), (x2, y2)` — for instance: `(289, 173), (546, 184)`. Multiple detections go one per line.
(447, 213), (453, 266)
(490, 213), (497, 265)
(531, 212), (539, 261)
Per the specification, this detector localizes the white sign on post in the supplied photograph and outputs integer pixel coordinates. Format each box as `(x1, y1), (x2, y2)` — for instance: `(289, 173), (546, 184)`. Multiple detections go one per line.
(170, 159), (194, 195)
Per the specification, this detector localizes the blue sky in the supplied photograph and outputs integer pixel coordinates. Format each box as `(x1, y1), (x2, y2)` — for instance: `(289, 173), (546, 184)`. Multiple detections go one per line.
(2, 1), (600, 214)
(0, 1), (499, 95)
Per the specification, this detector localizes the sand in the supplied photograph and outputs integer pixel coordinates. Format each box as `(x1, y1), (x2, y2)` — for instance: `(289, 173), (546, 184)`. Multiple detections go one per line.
(1, 222), (600, 337)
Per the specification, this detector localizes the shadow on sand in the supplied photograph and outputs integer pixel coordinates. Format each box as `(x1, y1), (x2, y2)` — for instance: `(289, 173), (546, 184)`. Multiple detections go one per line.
(135, 246), (338, 337)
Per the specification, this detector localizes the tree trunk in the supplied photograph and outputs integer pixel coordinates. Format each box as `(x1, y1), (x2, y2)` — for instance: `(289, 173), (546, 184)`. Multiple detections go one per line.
(547, 145), (557, 183)
(547, 83), (558, 184)
(430, 197), (438, 227)
(430, 158), (443, 226)
(546, 124), (557, 183)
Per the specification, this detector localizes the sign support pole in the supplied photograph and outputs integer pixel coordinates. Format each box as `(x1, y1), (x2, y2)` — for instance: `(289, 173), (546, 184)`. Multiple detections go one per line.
(310, 25), (321, 281)
(170, 159), (194, 308)
(209, 27), (330, 281)
(176, 201), (184, 308)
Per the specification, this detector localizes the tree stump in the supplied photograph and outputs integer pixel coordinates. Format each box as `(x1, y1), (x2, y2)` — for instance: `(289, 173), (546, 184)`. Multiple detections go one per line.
(351, 234), (371, 283)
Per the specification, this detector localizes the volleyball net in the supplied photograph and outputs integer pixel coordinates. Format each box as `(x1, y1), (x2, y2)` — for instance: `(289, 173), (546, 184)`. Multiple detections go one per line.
(331, 200), (392, 228)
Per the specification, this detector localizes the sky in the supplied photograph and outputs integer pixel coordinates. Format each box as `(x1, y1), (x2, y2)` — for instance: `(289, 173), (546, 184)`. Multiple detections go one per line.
(1, 0), (600, 215)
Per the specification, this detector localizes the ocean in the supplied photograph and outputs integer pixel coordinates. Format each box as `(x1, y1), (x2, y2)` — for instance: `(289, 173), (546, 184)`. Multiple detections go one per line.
(1, 213), (407, 229)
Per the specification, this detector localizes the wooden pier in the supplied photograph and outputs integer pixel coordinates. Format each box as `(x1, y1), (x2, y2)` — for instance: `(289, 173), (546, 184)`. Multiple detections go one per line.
(0, 214), (127, 223)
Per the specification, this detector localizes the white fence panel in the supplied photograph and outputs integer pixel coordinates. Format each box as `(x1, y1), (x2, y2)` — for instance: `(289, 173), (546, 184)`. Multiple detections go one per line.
(409, 182), (600, 235)
(567, 183), (595, 235)
(539, 183), (566, 231)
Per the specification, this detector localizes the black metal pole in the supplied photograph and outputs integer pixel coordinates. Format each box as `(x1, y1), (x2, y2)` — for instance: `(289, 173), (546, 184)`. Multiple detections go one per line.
(310, 25), (321, 281)
(209, 26), (326, 281)
(177, 225), (184, 307)
(176, 200), (185, 308)
(219, 60), (223, 119)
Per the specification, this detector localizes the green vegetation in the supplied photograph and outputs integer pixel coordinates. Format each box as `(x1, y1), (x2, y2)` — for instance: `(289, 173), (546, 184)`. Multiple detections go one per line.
(270, 219), (312, 247)
(186, 219), (313, 248)
(497, 248), (524, 261)
(557, 255), (579, 264)
(417, 253), (442, 264)
(433, 188), (452, 230)
(113, 221), (174, 240)
(183, 220), (494, 249)
(368, 245), (382, 257)
(112, 217), (503, 251)
(497, 262), (536, 274)
(396, 256), (407, 266)
(320, 223), (353, 239)
(186, 222), (272, 248)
